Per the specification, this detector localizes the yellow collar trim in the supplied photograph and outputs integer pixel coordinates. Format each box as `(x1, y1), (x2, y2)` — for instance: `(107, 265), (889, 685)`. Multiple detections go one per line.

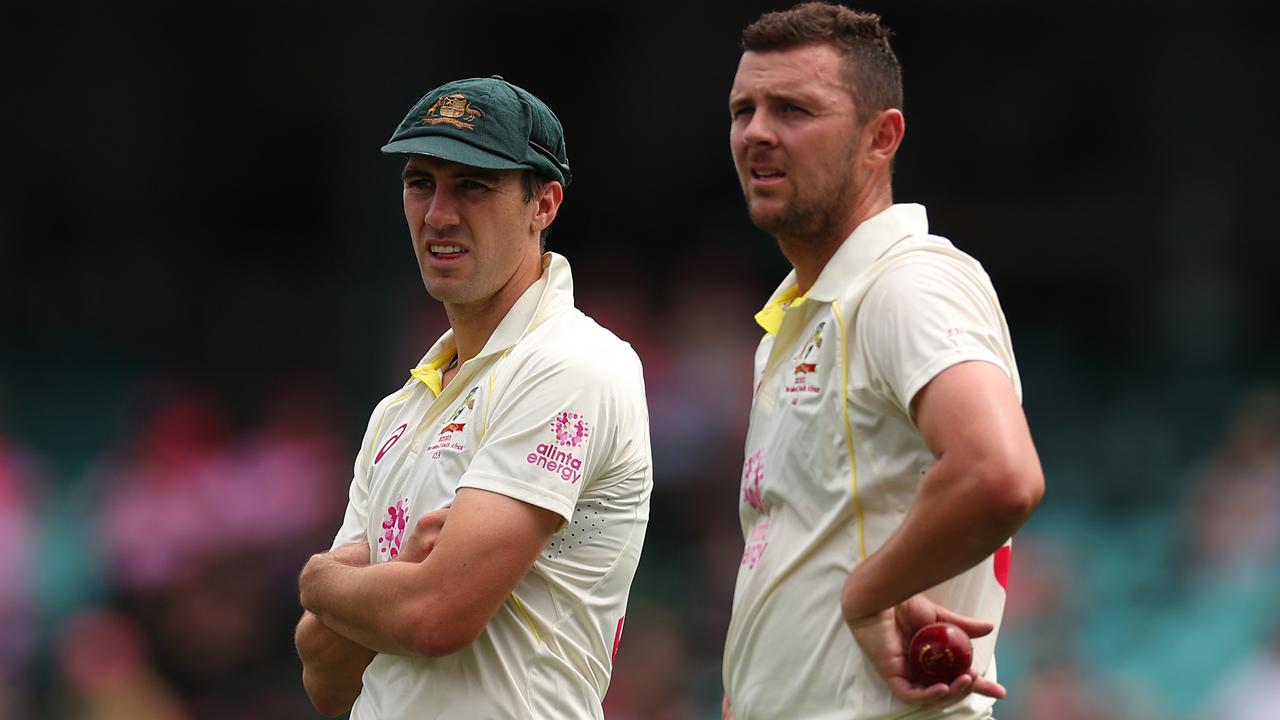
(409, 350), (458, 397)
(753, 286), (808, 335)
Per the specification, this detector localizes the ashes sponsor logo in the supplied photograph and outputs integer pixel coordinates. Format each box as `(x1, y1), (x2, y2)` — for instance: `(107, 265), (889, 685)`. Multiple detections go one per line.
(427, 421), (466, 456)
(429, 386), (479, 458)
(526, 410), (591, 483)
(785, 321), (824, 401)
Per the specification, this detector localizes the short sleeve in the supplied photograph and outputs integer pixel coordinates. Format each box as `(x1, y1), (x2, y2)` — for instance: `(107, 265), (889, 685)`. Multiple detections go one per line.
(329, 403), (383, 551)
(458, 349), (639, 523)
(858, 256), (1016, 415)
(329, 448), (371, 550)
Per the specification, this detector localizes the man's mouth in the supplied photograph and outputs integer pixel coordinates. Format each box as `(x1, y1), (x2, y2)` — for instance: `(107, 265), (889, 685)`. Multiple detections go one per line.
(750, 168), (786, 181)
(429, 244), (466, 256)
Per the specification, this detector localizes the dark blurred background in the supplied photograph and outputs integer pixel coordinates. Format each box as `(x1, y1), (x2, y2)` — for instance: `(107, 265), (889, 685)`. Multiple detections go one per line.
(2, 1), (1278, 718)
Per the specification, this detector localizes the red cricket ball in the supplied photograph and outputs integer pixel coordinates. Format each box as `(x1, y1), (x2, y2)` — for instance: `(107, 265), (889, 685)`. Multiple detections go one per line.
(907, 622), (973, 685)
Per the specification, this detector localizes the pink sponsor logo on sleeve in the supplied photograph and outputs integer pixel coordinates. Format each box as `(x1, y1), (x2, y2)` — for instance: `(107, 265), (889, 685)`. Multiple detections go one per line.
(526, 411), (590, 484)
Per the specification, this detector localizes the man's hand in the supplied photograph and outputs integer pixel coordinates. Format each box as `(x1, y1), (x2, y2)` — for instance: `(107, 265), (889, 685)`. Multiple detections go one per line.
(722, 694), (734, 720)
(300, 541), (370, 611)
(847, 594), (1005, 708)
(296, 541), (375, 717)
(330, 541), (372, 567)
(396, 509), (449, 563)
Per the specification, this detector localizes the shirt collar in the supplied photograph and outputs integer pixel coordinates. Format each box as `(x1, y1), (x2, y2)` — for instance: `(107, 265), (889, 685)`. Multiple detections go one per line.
(408, 349), (456, 397)
(410, 252), (575, 390)
(753, 204), (928, 334)
(753, 285), (809, 336)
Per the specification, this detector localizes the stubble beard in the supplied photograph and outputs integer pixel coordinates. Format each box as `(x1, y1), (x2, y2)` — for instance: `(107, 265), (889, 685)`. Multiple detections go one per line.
(746, 176), (859, 253)
(749, 196), (824, 243)
(743, 141), (861, 251)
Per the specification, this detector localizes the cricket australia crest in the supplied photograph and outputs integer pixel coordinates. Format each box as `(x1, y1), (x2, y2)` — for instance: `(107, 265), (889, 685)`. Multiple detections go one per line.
(421, 93), (484, 130)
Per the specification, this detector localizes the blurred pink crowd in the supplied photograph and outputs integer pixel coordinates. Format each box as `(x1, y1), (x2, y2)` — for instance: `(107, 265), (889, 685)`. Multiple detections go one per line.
(1, 386), (348, 718)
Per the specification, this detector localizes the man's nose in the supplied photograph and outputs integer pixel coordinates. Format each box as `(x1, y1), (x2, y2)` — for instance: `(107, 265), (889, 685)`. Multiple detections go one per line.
(425, 188), (460, 230)
(741, 110), (778, 147)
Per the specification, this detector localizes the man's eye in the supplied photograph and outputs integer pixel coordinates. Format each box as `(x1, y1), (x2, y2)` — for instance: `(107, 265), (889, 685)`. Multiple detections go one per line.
(783, 103), (805, 113)
(406, 178), (433, 190)
(731, 106), (753, 119)
(462, 180), (491, 191)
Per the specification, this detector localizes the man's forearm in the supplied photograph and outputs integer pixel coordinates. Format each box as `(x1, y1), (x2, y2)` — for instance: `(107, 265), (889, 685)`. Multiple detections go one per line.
(841, 453), (1041, 621)
(299, 552), (443, 656)
(295, 611), (376, 716)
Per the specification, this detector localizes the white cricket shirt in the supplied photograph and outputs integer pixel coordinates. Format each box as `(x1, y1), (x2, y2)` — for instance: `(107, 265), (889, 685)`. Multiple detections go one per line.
(331, 253), (652, 720)
(723, 204), (1020, 719)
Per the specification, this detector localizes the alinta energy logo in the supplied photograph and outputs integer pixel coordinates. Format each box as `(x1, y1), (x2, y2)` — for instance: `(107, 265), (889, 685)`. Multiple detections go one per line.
(527, 411), (590, 484)
(552, 411), (590, 447)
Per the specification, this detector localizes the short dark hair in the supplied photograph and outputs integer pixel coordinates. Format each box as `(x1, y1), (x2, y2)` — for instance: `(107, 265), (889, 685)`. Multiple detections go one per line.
(521, 170), (553, 251)
(742, 2), (903, 123)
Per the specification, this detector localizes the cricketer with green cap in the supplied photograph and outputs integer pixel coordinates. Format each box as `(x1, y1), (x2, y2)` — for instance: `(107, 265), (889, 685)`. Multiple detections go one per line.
(295, 76), (653, 720)
(382, 75), (573, 187)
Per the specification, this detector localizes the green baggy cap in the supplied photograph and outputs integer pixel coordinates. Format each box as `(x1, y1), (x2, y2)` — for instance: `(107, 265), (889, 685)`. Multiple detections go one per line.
(381, 75), (572, 187)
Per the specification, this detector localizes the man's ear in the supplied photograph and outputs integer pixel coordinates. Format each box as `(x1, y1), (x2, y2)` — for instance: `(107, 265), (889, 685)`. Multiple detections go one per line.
(532, 181), (564, 234)
(863, 108), (905, 169)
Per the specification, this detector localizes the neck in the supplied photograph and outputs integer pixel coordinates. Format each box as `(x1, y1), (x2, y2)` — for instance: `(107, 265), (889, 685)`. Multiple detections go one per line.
(781, 182), (893, 294)
(443, 259), (543, 364)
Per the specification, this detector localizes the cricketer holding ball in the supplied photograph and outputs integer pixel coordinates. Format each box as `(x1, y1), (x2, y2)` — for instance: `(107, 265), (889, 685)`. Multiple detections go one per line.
(294, 76), (652, 719)
(721, 4), (1045, 718)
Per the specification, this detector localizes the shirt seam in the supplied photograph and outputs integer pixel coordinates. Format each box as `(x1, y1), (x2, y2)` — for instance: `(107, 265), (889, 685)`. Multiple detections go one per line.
(899, 348), (1009, 420)
(456, 472), (576, 521)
